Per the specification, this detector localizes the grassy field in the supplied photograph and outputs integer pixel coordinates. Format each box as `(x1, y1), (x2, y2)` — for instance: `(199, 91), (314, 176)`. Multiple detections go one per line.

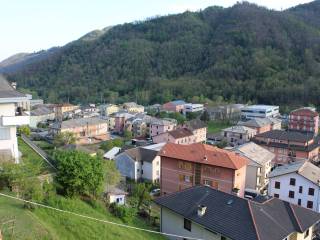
(0, 192), (165, 240)
(17, 138), (55, 173)
(207, 120), (232, 134)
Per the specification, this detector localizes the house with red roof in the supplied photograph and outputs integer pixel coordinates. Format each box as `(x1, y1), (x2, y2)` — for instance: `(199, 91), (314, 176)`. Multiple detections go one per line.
(159, 143), (248, 197)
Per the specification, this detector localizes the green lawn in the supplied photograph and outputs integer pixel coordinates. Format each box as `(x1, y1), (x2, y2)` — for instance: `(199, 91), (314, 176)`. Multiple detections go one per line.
(207, 120), (232, 134)
(0, 193), (165, 240)
(18, 138), (55, 173)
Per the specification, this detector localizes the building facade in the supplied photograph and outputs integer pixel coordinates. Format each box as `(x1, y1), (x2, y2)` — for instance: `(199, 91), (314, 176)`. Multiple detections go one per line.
(222, 125), (257, 146)
(241, 105), (279, 119)
(289, 107), (319, 135)
(162, 100), (186, 113)
(155, 185), (320, 240)
(152, 128), (196, 145)
(253, 130), (319, 165)
(0, 77), (30, 163)
(149, 118), (177, 138)
(268, 161), (320, 212)
(159, 143), (247, 197)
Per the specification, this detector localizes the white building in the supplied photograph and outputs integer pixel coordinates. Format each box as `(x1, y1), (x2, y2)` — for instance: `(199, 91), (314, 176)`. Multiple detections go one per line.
(106, 187), (127, 205)
(232, 142), (274, 192)
(268, 161), (320, 212)
(0, 76), (30, 163)
(115, 147), (160, 182)
(241, 105), (279, 119)
(183, 103), (204, 114)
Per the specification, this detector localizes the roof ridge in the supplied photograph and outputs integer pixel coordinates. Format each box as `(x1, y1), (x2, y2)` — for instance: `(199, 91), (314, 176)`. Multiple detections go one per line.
(247, 201), (261, 240)
(288, 203), (303, 233)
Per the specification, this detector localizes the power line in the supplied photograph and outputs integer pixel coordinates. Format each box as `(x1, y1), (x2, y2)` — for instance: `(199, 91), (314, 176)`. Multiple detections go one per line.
(0, 193), (204, 240)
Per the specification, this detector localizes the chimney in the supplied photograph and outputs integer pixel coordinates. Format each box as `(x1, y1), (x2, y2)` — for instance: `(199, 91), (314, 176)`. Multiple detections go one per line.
(197, 205), (207, 217)
(11, 82), (17, 89)
(203, 155), (208, 161)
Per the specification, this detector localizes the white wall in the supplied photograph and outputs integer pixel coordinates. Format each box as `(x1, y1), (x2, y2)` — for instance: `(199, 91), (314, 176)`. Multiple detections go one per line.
(160, 208), (230, 240)
(109, 194), (126, 205)
(268, 173), (320, 212)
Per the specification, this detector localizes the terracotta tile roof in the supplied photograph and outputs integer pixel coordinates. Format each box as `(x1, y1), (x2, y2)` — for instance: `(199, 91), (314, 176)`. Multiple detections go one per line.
(159, 143), (248, 170)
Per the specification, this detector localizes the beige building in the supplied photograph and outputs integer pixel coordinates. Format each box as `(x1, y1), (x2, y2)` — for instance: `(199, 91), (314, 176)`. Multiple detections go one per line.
(122, 102), (144, 113)
(51, 117), (108, 145)
(222, 125), (257, 146)
(100, 104), (120, 117)
(55, 103), (79, 120)
(182, 119), (207, 143)
(232, 142), (274, 192)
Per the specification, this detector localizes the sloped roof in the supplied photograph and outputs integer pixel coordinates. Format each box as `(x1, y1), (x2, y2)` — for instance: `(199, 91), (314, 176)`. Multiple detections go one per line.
(0, 75), (28, 99)
(168, 128), (193, 139)
(223, 125), (256, 134)
(233, 142), (274, 166)
(125, 147), (158, 163)
(269, 161), (320, 185)
(184, 119), (207, 130)
(155, 185), (320, 240)
(159, 143), (248, 170)
(238, 118), (274, 128)
(254, 129), (314, 143)
(61, 117), (107, 129)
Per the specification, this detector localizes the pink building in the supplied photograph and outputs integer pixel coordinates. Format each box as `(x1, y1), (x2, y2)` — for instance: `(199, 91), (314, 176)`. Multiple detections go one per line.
(114, 112), (134, 133)
(153, 128), (196, 144)
(150, 118), (177, 137)
(162, 100), (186, 113)
(289, 107), (319, 135)
(159, 143), (248, 197)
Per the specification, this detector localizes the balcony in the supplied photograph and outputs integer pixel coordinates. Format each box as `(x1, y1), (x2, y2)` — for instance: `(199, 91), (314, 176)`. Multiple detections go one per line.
(1, 115), (30, 126)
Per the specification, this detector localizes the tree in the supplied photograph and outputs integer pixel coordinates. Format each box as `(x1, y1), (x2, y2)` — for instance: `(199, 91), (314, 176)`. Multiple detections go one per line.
(104, 161), (121, 187)
(200, 110), (210, 122)
(53, 131), (76, 147)
(100, 139), (124, 152)
(53, 150), (104, 197)
(123, 130), (133, 141)
(18, 125), (31, 136)
(131, 183), (151, 210)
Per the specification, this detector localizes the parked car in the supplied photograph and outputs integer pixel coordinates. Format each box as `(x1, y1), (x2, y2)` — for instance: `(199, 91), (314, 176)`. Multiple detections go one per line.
(150, 188), (160, 197)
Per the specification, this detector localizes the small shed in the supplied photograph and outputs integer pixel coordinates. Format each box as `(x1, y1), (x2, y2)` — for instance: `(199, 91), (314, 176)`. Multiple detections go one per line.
(106, 187), (127, 205)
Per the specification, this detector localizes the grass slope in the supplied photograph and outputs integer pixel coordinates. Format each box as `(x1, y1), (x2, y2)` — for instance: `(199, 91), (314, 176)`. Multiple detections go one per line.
(207, 121), (232, 134)
(0, 193), (165, 240)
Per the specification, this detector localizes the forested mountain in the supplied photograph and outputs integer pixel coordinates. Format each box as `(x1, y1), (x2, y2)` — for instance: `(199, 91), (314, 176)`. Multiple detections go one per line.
(4, 1), (320, 106)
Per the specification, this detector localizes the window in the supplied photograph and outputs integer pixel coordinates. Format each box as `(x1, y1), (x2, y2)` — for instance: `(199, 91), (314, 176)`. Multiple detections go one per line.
(307, 201), (313, 209)
(308, 188), (315, 196)
(141, 161), (144, 165)
(275, 181), (280, 189)
(274, 194), (279, 198)
(141, 170), (144, 175)
(288, 191), (295, 199)
(203, 179), (212, 186)
(299, 186), (303, 193)
(289, 178), (296, 186)
(304, 229), (310, 238)
(0, 128), (10, 140)
(184, 218), (191, 231)
(298, 199), (301, 206)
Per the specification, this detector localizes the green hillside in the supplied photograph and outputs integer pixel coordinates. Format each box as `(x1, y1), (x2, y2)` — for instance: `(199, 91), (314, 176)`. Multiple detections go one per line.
(0, 193), (165, 240)
(5, 1), (320, 106)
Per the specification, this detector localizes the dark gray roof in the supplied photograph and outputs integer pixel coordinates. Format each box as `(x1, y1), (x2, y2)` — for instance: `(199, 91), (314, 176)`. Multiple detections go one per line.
(155, 185), (320, 240)
(255, 129), (314, 142)
(125, 147), (158, 163)
(0, 75), (27, 99)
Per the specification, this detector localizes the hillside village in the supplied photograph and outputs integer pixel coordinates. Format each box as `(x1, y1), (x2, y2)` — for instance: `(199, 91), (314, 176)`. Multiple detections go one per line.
(1, 74), (320, 240)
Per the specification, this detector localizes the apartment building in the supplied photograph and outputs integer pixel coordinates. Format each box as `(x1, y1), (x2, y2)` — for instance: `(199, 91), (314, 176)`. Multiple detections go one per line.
(241, 105), (279, 119)
(289, 107), (319, 135)
(0, 76), (30, 163)
(159, 143), (248, 197)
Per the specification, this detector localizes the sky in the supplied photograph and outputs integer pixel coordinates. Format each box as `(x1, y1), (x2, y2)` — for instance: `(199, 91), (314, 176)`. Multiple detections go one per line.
(0, 0), (314, 61)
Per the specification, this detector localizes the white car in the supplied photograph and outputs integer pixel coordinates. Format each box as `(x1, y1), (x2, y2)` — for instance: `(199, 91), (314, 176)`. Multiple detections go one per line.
(150, 188), (160, 197)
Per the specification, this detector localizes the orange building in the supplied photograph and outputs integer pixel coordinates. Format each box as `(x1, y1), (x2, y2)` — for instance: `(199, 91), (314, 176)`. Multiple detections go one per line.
(159, 143), (248, 197)
(289, 107), (319, 135)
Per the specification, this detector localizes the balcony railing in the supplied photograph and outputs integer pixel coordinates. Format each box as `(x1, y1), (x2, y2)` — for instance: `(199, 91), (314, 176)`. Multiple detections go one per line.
(1, 115), (30, 126)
